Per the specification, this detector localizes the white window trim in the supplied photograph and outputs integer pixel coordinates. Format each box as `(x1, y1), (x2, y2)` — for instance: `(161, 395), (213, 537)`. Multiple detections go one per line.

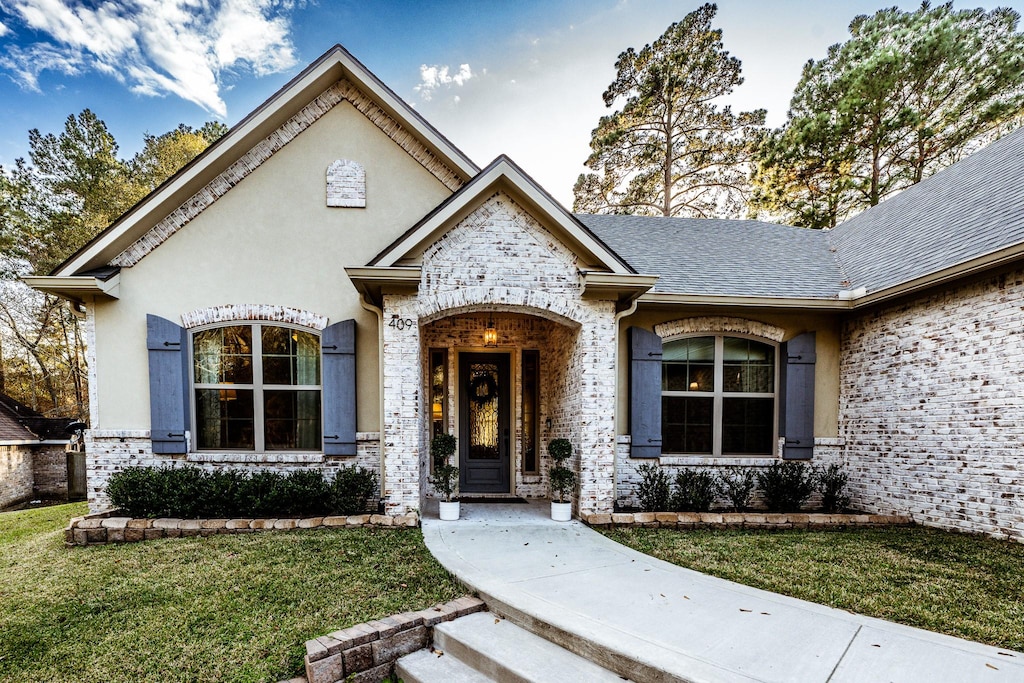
(190, 321), (322, 453)
(661, 333), (779, 457)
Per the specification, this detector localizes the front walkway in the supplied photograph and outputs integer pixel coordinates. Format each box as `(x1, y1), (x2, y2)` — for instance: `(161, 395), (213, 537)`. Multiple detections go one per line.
(421, 500), (1023, 682)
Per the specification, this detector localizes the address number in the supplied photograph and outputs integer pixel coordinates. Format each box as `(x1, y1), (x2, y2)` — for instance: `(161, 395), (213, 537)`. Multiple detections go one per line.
(389, 317), (414, 331)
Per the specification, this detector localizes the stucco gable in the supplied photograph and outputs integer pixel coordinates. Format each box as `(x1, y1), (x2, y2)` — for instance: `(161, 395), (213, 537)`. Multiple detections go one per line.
(50, 45), (478, 278)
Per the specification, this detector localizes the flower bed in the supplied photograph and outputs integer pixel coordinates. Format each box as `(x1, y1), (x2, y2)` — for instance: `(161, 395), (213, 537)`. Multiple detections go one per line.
(580, 510), (912, 530)
(65, 508), (419, 546)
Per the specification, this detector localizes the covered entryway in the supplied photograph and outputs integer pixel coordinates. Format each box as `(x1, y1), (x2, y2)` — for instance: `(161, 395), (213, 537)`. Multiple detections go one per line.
(458, 352), (510, 493)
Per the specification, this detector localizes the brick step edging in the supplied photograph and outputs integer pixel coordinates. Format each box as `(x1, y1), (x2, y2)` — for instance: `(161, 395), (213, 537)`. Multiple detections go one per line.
(65, 510), (419, 546)
(304, 596), (486, 683)
(581, 511), (913, 530)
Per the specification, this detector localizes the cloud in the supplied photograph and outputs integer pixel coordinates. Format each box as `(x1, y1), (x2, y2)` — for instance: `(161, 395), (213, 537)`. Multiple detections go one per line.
(0, 20), (9, 37)
(414, 62), (473, 101)
(0, 0), (299, 117)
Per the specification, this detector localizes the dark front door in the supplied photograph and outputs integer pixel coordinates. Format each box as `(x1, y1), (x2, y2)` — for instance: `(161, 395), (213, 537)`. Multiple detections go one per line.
(459, 353), (511, 494)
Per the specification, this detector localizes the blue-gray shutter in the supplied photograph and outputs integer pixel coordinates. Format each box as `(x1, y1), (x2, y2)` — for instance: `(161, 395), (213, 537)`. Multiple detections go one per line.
(322, 319), (356, 456)
(147, 314), (188, 454)
(779, 332), (815, 460)
(629, 326), (663, 458)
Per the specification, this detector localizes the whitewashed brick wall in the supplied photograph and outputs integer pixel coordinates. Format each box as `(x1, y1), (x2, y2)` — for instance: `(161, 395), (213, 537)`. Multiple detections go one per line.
(326, 159), (366, 208)
(385, 191), (619, 513)
(840, 267), (1024, 541)
(381, 293), (423, 515)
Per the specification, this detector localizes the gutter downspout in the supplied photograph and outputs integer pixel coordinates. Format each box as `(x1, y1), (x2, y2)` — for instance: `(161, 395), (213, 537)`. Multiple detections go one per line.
(611, 297), (641, 509)
(359, 295), (386, 510)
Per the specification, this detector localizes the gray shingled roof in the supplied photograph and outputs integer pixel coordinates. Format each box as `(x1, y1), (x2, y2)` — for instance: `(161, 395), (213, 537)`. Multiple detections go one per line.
(828, 129), (1024, 293)
(576, 128), (1024, 300)
(578, 215), (844, 298)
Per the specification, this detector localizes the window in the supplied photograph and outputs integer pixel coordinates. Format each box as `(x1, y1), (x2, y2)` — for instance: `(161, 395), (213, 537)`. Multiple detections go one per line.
(662, 335), (776, 456)
(192, 324), (321, 451)
(430, 348), (448, 467)
(521, 350), (539, 474)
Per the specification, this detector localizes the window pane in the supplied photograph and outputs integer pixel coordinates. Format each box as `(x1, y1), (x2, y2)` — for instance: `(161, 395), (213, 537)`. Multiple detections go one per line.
(195, 388), (254, 449)
(663, 336), (715, 392)
(662, 396), (713, 454)
(262, 326), (320, 385)
(522, 350), (539, 473)
(264, 390), (322, 450)
(723, 338), (775, 393)
(193, 326), (252, 384)
(430, 349), (447, 442)
(722, 397), (774, 454)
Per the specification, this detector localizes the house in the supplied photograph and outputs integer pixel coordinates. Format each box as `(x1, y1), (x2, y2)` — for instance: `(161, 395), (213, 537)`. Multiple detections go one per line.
(26, 45), (1024, 542)
(0, 392), (77, 509)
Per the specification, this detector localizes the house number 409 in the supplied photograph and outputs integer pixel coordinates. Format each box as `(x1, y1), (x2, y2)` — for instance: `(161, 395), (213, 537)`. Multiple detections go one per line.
(389, 317), (414, 331)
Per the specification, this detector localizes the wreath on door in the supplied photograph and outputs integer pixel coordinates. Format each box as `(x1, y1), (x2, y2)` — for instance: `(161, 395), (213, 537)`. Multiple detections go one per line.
(469, 373), (499, 405)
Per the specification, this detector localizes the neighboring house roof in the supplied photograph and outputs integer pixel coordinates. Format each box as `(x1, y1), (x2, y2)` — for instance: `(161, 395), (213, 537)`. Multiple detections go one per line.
(0, 393), (72, 442)
(580, 215), (843, 299)
(828, 128), (1024, 294)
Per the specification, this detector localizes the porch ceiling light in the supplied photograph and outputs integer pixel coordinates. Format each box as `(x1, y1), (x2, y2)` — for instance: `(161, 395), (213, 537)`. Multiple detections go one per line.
(484, 316), (498, 348)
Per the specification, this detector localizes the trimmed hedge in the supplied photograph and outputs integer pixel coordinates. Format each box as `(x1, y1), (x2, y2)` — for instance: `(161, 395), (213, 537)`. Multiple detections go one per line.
(106, 465), (378, 518)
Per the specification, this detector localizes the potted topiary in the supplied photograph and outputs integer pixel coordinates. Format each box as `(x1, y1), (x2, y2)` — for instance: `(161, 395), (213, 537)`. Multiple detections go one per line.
(547, 438), (576, 521)
(429, 434), (460, 520)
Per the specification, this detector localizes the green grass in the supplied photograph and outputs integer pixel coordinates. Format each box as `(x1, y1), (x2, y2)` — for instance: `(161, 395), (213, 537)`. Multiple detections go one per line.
(0, 503), (463, 682)
(602, 526), (1024, 651)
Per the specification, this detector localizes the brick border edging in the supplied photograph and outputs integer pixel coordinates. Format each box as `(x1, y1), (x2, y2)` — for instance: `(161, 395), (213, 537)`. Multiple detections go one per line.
(304, 596), (486, 683)
(64, 509), (419, 546)
(580, 510), (913, 530)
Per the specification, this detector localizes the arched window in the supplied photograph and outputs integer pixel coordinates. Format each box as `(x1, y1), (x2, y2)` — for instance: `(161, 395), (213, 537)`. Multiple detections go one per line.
(662, 335), (776, 455)
(192, 323), (321, 451)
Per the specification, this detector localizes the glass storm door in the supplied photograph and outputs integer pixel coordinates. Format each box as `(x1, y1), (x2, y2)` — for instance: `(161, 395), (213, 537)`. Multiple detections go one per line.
(459, 353), (511, 493)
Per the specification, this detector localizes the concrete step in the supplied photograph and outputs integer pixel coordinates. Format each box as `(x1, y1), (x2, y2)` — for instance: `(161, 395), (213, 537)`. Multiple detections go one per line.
(430, 611), (629, 682)
(396, 646), (495, 683)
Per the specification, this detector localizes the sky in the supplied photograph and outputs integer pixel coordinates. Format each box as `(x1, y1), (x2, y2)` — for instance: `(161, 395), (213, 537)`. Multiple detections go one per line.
(1, 0), (1022, 205)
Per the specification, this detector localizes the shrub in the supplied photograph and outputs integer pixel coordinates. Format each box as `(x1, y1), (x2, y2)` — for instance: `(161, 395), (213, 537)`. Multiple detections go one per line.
(718, 467), (757, 512)
(815, 464), (850, 513)
(107, 466), (168, 518)
(671, 468), (721, 512)
(430, 433), (456, 465)
(278, 470), (330, 517)
(330, 466), (378, 515)
(548, 438), (572, 462)
(429, 434), (459, 502)
(107, 466), (377, 518)
(635, 463), (670, 512)
(548, 439), (576, 503)
(756, 461), (815, 512)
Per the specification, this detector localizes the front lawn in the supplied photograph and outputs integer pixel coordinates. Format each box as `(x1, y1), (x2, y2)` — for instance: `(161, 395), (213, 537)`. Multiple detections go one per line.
(0, 503), (463, 682)
(602, 526), (1024, 652)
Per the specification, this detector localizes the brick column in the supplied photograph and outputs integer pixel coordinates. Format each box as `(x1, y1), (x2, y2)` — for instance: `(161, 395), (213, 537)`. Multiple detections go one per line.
(381, 294), (422, 514)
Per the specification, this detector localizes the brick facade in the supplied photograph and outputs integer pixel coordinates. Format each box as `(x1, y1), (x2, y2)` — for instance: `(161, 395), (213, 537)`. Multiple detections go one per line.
(380, 192), (619, 514)
(839, 268), (1024, 541)
(0, 445), (33, 508)
(326, 159), (366, 208)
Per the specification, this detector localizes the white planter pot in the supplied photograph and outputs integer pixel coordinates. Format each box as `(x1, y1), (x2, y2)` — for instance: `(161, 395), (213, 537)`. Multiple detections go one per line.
(551, 501), (572, 522)
(438, 501), (460, 521)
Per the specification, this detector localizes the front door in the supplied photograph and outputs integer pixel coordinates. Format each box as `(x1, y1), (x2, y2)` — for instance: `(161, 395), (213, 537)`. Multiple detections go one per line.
(459, 352), (511, 494)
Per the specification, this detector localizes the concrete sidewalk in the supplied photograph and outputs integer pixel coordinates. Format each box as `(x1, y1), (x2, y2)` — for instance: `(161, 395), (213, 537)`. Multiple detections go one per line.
(421, 500), (1023, 683)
